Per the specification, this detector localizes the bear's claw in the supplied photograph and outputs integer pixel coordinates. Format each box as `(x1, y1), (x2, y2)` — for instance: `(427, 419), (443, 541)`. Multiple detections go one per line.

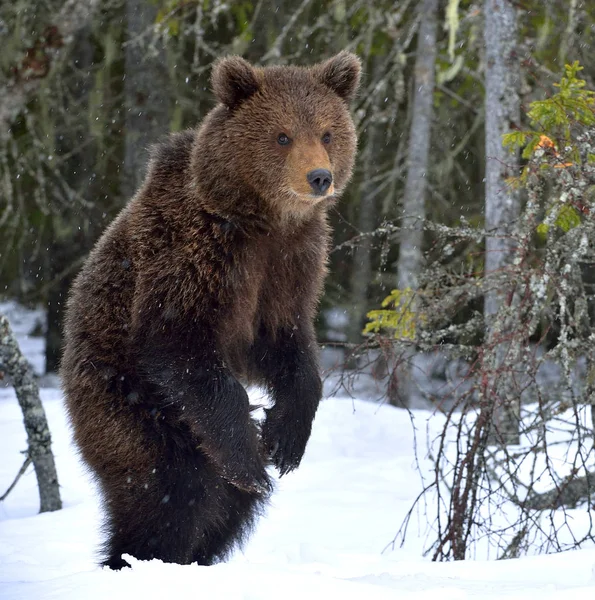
(220, 452), (272, 495)
(261, 409), (310, 477)
(224, 470), (272, 495)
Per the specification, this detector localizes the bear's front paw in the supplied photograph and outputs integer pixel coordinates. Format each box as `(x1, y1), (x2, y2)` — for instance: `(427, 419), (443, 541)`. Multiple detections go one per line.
(261, 408), (312, 477)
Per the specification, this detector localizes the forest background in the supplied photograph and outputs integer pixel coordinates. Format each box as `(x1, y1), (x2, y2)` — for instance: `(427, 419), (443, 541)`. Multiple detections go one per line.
(2, 0), (595, 561)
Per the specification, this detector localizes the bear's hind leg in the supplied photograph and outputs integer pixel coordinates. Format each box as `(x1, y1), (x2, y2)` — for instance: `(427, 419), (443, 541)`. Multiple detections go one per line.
(191, 477), (271, 565)
(101, 480), (199, 568)
(100, 450), (212, 569)
(100, 446), (269, 569)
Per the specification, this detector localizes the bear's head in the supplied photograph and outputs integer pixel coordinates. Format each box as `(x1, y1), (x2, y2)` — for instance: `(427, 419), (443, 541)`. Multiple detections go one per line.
(194, 52), (361, 223)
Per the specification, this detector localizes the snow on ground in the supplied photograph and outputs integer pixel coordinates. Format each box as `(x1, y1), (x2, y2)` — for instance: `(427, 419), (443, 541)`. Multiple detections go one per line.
(2, 305), (595, 598)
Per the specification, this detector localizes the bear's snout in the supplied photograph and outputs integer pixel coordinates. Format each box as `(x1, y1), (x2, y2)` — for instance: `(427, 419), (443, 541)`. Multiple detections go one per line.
(306, 168), (332, 196)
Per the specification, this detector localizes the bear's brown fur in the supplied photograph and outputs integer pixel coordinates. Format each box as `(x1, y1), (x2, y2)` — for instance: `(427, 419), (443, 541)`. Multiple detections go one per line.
(61, 52), (361, 569)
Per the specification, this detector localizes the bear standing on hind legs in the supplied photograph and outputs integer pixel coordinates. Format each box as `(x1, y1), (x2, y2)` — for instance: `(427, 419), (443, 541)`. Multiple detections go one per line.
(61, 52), (361, 569)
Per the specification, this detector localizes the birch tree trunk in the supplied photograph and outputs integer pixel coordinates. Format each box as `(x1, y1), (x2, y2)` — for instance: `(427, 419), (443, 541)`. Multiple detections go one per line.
(0, 314), (61, 512)
(122, 0), (171, 199)
(349, 136), (377, 344)
(484, 0), (521, 444)
(349, 56), (381, 345)
(393, 0), (438, 407)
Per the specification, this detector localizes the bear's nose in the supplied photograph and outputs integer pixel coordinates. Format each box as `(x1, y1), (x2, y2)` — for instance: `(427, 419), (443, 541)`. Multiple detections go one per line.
(306, 169), (332, 196)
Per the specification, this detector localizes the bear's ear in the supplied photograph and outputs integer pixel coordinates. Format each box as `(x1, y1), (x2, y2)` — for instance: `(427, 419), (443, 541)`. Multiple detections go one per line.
(313, 51), (362, 102)
(211, 56), (260, 109)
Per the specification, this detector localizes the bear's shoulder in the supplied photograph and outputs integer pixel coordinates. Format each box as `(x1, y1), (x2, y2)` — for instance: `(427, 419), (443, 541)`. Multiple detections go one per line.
(129, 129), (198, 226)
(147, 129), (196, 185)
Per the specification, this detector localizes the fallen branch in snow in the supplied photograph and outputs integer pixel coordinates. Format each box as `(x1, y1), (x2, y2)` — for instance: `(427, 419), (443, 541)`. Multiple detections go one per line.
(523, 471), (595, 511)
(0, 313), (61, 512)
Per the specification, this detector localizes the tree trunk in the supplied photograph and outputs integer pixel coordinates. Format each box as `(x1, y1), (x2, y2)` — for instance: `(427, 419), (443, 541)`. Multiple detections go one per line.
(393, 0), (439, 407)
(122, 0), (171, 199)
(349, 155), (376, 344)
(0, 314), (62, 512)
(45, 267), (72, 374)
(483, 0), (521, 444)
(348, 59), (382, 346)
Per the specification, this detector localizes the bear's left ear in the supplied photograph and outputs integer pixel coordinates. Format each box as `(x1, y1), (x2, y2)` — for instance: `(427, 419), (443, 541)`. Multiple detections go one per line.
(211, 56), (260, 110)
(313, 51), (362, 102)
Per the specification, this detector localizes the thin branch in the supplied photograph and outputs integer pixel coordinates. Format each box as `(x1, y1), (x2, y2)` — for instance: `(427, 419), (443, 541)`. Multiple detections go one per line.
(0, 454), (33, 502)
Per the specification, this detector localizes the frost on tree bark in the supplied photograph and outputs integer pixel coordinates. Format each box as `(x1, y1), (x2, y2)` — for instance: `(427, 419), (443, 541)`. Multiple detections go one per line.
(122, 0), (171, 198)
(393, 0), (438, 407)
(0, 314), (61, 512)
(483, 0), (521, 445)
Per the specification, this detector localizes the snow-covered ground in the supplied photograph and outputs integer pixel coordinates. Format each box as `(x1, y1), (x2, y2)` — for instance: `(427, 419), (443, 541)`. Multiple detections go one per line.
(2, 304), (595, 599)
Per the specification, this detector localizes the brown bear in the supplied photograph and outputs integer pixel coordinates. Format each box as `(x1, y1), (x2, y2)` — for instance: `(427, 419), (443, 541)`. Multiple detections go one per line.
(61, 51), (361, 569)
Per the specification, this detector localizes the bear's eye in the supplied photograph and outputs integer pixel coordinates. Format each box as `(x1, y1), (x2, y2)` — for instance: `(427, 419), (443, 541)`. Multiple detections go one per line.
(277, 133), (291, 146)
(322, 132), (332, 144)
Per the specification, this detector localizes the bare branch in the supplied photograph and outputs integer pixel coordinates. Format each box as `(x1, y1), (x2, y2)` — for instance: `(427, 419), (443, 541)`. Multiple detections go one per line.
(0, 454), (33, 502)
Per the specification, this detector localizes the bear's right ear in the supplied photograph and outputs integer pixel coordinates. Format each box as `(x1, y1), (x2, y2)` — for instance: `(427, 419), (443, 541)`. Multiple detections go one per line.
(313, 51), (361, 102)
(211, 56), (260, 110)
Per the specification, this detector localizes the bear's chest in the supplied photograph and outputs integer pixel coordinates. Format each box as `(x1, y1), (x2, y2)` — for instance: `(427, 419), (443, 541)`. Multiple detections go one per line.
(219, 229), (321, 373)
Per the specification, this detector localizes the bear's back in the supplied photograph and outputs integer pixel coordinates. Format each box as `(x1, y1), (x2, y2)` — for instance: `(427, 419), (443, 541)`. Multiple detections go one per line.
(62, 131), (197, 373)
